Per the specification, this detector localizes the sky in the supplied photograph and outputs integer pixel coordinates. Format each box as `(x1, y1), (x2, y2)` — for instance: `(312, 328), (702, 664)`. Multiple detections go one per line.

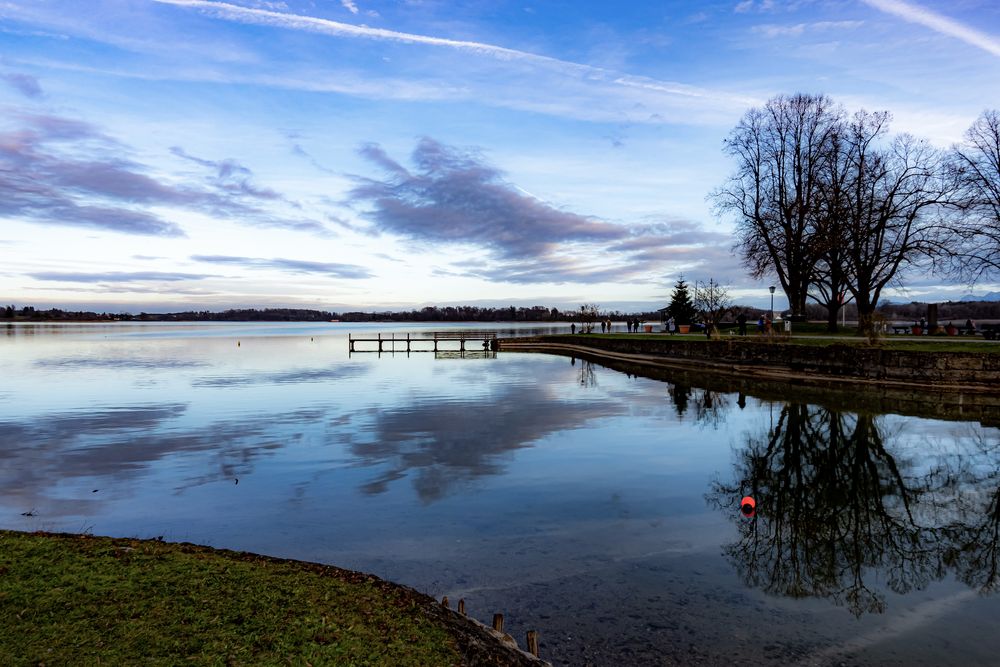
(1, 0), (999, 314)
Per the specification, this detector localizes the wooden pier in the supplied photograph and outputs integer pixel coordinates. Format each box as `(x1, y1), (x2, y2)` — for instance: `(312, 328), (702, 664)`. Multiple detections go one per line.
(348, 331), (499, 354)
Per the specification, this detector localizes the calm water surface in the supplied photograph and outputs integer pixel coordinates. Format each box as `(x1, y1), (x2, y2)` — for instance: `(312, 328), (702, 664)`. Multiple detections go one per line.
(3, 321), (1000, 666)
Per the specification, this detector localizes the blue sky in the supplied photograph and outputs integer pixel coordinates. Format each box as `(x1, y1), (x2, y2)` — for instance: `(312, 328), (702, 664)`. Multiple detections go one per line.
(1, 0), (999, 313)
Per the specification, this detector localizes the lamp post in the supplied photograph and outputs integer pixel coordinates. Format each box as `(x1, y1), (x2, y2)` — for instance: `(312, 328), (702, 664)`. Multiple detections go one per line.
(769, 285), (776, 322)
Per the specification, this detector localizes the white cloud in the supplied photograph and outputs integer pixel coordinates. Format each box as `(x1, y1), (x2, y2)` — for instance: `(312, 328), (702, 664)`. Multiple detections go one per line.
(862, 0), (1000, 58)
(753, 20), (864, 38)
(340, 0), (359, 15)
(150, 0), (756, 112)
(735, 0), (775, 13)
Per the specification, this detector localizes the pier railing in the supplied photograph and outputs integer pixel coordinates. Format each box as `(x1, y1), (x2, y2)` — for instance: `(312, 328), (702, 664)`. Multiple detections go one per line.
(348, 331), (498, 354)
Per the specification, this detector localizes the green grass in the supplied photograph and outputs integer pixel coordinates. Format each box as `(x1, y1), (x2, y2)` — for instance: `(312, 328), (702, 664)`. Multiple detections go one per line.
(0, 531), (461, 666)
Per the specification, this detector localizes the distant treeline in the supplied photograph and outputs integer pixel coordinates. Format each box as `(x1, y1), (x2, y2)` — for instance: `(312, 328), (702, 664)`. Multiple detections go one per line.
(11, 301), (996, 323)
(4, 304), (663, 322)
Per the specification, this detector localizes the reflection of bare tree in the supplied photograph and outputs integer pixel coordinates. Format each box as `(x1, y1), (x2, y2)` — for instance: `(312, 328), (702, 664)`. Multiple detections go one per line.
(666, 383), (729, 427)
(929, 431), (1000, 594)
(708, 404), (940, 616)
(945, 485), (1000, 593)
(668, 383), (690, 416)
(578, 360), (598, 388)
(690, 388), (730, 428)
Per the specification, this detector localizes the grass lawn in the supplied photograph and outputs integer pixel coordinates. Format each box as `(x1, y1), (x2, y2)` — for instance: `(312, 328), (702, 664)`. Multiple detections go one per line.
(0, 531), (463, 666)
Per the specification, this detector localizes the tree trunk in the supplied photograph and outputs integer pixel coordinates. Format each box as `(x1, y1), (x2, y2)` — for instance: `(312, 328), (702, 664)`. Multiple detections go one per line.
(790, 287), (809, 322)
(856, 304), (878, 341)
(825, 301), (840, 333)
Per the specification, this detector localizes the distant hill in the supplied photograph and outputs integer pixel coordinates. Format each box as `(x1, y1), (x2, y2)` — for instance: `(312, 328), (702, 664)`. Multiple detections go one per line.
(960, 292), (1000, 302)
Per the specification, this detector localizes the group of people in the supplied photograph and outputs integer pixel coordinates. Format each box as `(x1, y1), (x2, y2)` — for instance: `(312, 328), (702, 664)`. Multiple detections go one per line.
(570, 318), (646, 334)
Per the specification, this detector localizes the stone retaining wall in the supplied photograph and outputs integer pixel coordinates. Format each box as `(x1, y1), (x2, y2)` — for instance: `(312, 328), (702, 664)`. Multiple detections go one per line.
(502, 335), (1000, 388)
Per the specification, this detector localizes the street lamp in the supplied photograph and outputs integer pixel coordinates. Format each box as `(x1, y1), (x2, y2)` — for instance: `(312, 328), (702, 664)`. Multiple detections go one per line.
(769, 285), (776, 322)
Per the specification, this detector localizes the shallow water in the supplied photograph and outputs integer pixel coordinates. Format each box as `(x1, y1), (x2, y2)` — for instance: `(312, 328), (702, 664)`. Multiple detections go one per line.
(3, 321), (1000, 666)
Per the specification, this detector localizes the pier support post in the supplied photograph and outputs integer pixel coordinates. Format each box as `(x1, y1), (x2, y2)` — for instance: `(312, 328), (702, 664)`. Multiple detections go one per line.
(526, 630), (539, 657)
(492, 613), (503, 633)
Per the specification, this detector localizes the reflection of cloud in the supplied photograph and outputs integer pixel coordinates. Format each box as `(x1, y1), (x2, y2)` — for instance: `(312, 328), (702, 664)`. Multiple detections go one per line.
(191, 363), (366, 387)
(34, 357), (209, 370)
(1, 404), (189, 447)
(348, 381), (622, 502)
(1, 403), (188, 504)
(0, 403), (326, 513)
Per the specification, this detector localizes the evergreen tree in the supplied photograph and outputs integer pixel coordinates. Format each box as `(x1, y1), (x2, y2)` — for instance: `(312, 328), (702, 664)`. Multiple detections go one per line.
(667, 277), (698, 324)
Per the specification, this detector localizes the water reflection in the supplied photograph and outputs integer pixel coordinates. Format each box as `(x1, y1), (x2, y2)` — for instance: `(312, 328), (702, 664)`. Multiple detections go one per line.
(35, 357), (209, 370)
(0, 403), (325, 511)
(708, 403), (1000, 616)
(11, 323), (1000, 665)
(577, 359), (598, 388)
(191, 363), (366, 387)
(348, 380), (622, 502)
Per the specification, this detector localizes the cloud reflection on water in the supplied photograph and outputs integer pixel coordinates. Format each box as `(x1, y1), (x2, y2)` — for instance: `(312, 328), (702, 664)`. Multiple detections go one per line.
(0, 403), (329, 515)
(348, 379), (624, 502)
(191, 363), (366, 387)
(35, 357), (209, 369)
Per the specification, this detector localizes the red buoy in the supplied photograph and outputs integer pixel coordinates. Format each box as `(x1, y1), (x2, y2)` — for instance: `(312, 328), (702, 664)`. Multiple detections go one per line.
(740, 495), (756, 517)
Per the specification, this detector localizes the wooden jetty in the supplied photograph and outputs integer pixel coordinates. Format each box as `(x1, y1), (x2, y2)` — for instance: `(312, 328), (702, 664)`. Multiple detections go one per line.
(348, 330), (499, 354)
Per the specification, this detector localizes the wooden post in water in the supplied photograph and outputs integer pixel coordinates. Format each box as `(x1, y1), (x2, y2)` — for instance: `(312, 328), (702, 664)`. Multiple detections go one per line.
(526, 630), (539, 657)
(492, 613), (503, 633)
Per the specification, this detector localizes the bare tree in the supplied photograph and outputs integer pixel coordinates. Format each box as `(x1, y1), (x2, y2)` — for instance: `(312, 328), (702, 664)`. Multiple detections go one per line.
(712, 93), (842, 321)
(833, 111), (950, 336)
(949, 110), (1000, 282)
(578, 303), (599, 333)
(694, 278), (733, 338)
(810, 126), (857, 332)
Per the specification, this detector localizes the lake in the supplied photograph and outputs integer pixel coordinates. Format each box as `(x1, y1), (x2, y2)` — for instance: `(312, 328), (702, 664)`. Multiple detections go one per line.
(3, 321), (1000, 666)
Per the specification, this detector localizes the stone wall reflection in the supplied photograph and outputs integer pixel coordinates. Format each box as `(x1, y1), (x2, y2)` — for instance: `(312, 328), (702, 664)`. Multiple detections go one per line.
(709, 403), (1000, 616)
